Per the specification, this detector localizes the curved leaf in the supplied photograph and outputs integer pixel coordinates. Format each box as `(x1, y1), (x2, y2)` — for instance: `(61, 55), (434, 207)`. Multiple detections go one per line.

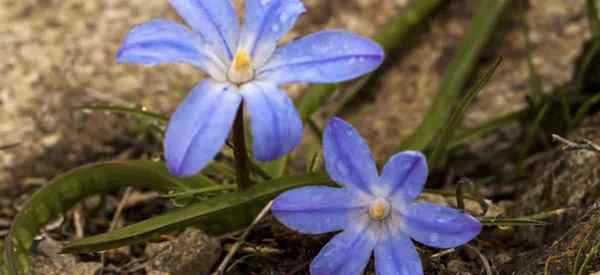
(2, 161), (190, 275)
(399, 0), (510, 151)
(63, 172), (333, 253)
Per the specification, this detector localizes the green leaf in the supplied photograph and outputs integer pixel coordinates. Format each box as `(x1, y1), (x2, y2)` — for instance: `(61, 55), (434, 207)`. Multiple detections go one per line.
(2, 161), (186, 275)
(297, 0), (443, 122)
(429, 58), (502, 167)
(62, 172), (333, 254)
(399, 0), (510, 151)
(260, 156), (288, 178)
(63, 173), (333, 253)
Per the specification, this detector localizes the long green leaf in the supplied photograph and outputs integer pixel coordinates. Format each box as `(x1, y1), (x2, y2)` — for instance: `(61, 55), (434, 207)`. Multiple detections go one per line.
(62, 172), (333, 253)
(429, 58), (502, 166)
(297, 0), (443, 121)
(399, 0), (510, 151)
(2, 161), (188, 275)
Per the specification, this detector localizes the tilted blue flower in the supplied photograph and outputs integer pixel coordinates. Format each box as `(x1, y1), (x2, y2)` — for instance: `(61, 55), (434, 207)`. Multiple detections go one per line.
(272, 117), (482, 275)
(117, 0), (384, 177)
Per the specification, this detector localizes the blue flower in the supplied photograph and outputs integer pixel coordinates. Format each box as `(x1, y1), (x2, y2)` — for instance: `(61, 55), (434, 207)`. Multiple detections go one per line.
(117, 0), (384, 177)
(272, 118), (482, 275)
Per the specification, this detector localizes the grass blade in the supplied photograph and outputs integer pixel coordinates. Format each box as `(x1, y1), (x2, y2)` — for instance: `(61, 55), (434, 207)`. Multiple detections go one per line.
(429, 58), (502, 166)
(62, 172), (333, 254)
(2, 160), (188, 275)
(398, 0), (510, 151)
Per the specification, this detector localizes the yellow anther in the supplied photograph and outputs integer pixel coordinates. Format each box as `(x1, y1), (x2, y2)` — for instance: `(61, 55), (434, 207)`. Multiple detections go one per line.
(233, 51), (251, 71)
(228, 50), (254, 84)
(368, 198), (390, 221)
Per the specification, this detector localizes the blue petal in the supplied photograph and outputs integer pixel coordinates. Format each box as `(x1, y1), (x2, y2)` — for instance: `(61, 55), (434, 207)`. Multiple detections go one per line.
(310, 220), (377, 275)
(323, 117), (378, 195)
(117, 19), (226, 80)
(169, 0), (239, 62)
(240, 81), (302, 161)
(271, 186), (367, 234)
(239, 0), (305, 67)
(374, 225), (423, 275)
(401, 203), (482, 249)
(380, 151), (428, 200)
(258, 30), (384, 84)
(165, 80), (242, 177)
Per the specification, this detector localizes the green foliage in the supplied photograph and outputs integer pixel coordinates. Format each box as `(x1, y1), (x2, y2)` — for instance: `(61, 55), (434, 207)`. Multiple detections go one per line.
(429, 58), (502, 167)
(1, 161), (199, 275)
(62, 172), (332, 254)
(399, 0), (510, 152)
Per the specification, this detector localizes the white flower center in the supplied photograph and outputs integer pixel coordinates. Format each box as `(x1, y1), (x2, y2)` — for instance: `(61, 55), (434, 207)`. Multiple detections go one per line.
(368, 198), (391, 221)
(227, 50), (254, 84)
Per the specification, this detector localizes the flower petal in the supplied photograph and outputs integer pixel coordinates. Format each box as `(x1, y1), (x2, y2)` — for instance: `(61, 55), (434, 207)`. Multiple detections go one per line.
(165, 80), (242, 177)
(310, 220), (377, 275)
(239, 0), (305, 67)
(240, 81), (302, 161)
(169, 0), (239, 62)
(401, 203), (482, 249)
(258, 30), (384, 84)
(272, 186), (367, 234)
(374, 224), (423, 275)
(380, 151), (428, 200)
(323, 117), (378, 195)
(117, 19), (226, 80)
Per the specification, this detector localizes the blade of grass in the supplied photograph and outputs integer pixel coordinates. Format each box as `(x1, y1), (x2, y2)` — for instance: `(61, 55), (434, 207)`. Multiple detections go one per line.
(62, 172), (333, 253)
(3, 161), (186, 275)
(448, 108), (526, 150)
(587, 0), (600, 37)
(399, 0), (510, 152)
(517, 103), (550, 173)
(429, 58), (502, 166)
(573, 90), (600, 127)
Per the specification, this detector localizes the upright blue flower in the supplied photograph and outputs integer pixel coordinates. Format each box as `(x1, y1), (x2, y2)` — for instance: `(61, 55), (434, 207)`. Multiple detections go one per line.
(117, 0), (384, 177)
(272, 118), (482, 275)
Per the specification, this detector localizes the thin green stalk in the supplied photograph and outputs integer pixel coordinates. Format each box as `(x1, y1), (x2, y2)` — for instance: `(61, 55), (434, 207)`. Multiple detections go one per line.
(517, 103), (549, 173)
(429, 58), (502, 167)
(573, 90), (600, 127)
(577, 237), (600, 275)
(399, 0), (510, 151)
(587, 0), (600, 37)
(232, 105), (252, 190)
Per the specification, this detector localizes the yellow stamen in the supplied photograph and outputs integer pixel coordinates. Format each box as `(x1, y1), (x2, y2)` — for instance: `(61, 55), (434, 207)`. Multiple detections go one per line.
(233, 51), (251, 71)
(368, 198), (390, 221)
(228, 50), (254, 84)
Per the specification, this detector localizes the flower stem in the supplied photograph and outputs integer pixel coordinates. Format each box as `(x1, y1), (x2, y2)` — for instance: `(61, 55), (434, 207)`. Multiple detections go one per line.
(232, 104), (252, 190)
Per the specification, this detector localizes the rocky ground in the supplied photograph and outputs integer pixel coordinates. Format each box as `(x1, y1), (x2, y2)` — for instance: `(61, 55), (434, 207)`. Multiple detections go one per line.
(1, 0), (599, 274)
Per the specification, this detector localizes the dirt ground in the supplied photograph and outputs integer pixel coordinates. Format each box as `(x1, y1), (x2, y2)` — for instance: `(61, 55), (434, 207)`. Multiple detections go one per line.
(1, 0), (599, 274)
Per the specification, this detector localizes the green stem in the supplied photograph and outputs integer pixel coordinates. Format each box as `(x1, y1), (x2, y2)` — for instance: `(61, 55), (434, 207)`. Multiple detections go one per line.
(398, 0), (510, 151)
(232, 105), (252, 190)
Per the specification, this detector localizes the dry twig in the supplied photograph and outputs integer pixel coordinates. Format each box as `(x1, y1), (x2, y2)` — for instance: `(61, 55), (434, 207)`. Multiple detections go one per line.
(213, 201), (273, 275)
(552, 134), (600, 153)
